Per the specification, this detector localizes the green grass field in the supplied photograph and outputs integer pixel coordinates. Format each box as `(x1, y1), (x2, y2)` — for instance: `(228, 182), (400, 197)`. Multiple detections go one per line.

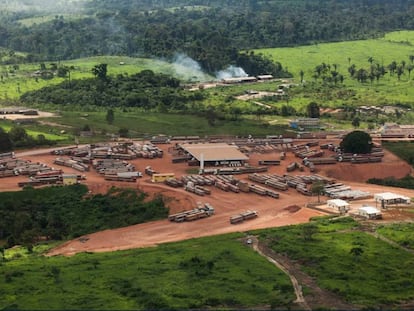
(377, 223), (414, 250)
(256, 31), (414, 109)
(51, 109), (289, 138)
(0, 119), (70, 141)
(257, 217), (414, 306)
(257, 31), (414, 81)
(0, 234), (294, 310)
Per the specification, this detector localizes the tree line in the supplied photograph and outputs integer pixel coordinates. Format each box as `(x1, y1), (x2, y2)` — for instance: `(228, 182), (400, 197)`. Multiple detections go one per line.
(0, 0), (413, 73)
(0, 185), (169, 250)
(0, 126), (56, 152)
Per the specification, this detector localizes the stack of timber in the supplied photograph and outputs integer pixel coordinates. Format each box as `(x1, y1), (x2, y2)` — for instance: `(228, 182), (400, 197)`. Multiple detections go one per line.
(130, 142), (163, 158)
(164, 177), (184, 188)
(104, 172), (138, 182)
(144, 166), (157, 176)
(184, 182), (210, 196)
(150, 135), (170, 144)
(93, 159), (135, 174)
(54, 157), (90, 172)
(306, 157), (337, 165)
(230, 210), (258, 224)
(168, 203), (214, 222)
(18, 172), (84, 187)
(295, 149), (324, 159)
(286, 162), (299, 172)
(258, 159), (281, 166)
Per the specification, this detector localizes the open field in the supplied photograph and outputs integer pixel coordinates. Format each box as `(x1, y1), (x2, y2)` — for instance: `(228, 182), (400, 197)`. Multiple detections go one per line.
(257, 217), (414, 307)
(0, 235), (294, 310)
(257, 31), (414, 81)
(256, 31), (414, 109)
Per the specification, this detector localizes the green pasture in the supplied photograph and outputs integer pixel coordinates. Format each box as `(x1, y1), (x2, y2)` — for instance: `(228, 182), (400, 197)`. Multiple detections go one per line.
(0, 56), (214, 100)
(54, 109), (289, 138)
(257, 217), (414, 306)
(256, 31), (414, 107)
(0, 119), (69, 141)
(257, 31), (414, 80)
(0, 234), (294, 310)
(17, 14), (88, 27)
(377, 223), (414, 250)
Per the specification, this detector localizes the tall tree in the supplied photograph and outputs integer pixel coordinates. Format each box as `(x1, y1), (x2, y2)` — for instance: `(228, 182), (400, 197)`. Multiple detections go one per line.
(340, 130), (372, 154)
(307, 102), (320, 118)
(0, 128), (12, 152)
(92, 63), (108, 81)
(106, 108), (114, 124)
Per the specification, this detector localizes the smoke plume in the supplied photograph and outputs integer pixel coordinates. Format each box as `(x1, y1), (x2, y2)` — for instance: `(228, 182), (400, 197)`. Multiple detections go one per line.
(216, 65), (248, 80)
(171, 53), (213, 82)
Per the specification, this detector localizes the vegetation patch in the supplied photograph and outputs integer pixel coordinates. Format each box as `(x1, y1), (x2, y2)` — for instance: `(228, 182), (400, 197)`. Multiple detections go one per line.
(257, 217), (414, 307)
(0, 234), (294, 310)
(383, 142), (414, 167)
(377, 223), (414, 250)
(0, 185), (169, 248)
(367, 175), (414, 190)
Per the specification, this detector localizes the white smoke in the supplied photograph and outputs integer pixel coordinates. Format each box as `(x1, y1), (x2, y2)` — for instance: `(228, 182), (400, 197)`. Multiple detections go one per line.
(216, 65), (248, 80)
(171, 53), (213, 82)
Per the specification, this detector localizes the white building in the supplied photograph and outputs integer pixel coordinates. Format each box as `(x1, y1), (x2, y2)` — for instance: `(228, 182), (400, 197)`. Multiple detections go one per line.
(374, 192), (411, 208)
(327, 199), (350, 213)
(358, 206), (382, 219)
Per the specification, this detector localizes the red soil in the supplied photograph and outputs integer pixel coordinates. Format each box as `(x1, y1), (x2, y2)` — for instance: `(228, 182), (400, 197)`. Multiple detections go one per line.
(2, 140), (413, 256)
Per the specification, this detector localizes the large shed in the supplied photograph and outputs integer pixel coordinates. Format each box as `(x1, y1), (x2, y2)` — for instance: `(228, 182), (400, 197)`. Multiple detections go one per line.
(179, 143), (249, 167)
(374, 192), (411, 207)
(327, 199), (350, 213)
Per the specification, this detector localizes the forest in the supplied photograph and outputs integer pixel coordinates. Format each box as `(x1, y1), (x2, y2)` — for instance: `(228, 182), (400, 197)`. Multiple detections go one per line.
(0, 0), (413, 74)
(0, 185), (169, 249)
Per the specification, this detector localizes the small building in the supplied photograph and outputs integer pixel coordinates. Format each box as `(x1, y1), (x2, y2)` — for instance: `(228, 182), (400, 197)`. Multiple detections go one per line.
(221, 76), (258, 84)
(358, 206), (382, 219)
(62, 174), (78, 185)
(257, 74), (273, 80)
(152, 173), (175, 183)
(327, 199), (350, 213)
(289, 118), (320, 130)
(374, 192), (411, 208)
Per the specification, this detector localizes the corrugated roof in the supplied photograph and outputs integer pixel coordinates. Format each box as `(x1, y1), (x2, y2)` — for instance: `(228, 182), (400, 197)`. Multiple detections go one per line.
(180, 143), (249, 162)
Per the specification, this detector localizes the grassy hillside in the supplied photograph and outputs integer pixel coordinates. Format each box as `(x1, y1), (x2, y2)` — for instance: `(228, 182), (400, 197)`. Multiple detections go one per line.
(256, 31), (414, 109)
(257, 217), (414, 307)
(257, 31), (414, 81)
(2, 218), (414, 309)
(0, 234), (294, 310)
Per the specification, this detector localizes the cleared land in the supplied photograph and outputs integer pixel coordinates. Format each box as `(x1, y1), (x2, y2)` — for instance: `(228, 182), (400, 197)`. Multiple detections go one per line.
(0, 139), (412, 256)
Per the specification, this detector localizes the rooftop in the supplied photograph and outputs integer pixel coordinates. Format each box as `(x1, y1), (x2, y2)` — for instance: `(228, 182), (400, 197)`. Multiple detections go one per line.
(179, 143), (249, 162)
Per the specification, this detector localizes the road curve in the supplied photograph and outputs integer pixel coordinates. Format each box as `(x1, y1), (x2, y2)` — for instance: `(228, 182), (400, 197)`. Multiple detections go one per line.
(249, 236), (311, 310)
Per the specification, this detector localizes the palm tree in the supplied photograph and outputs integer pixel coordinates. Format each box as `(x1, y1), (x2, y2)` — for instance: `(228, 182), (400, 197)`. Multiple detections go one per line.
(299, 70), (304, 83)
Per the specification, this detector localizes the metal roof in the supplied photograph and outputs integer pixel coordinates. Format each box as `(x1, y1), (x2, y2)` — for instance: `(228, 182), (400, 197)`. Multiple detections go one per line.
(179, 143), (249, 162)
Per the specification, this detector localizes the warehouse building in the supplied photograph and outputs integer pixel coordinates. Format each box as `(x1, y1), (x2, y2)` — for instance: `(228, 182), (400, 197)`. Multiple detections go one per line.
(178, 143), (249, 167)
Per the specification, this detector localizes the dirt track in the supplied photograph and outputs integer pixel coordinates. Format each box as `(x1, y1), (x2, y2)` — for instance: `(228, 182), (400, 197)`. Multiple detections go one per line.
(6, 140), (414, 256)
